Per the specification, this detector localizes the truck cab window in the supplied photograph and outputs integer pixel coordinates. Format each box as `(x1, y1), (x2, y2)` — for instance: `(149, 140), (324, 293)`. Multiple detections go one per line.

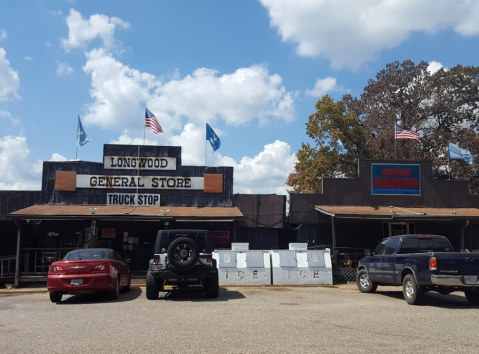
(398, 238), (420, 254)
(386, 238), (400, 255)
(374, 239), (389, 255)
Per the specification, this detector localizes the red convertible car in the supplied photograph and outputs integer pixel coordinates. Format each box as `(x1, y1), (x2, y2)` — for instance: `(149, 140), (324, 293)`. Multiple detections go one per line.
(47, 248), (131, 303)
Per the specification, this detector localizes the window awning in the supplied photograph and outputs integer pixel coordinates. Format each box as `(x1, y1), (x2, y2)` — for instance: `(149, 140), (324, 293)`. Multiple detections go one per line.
(315, 205), (479, 220)
(8, 204), (243, 221)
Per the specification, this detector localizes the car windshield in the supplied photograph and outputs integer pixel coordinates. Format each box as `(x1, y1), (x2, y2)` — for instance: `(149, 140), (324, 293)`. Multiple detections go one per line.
(64, 251), (106, 260)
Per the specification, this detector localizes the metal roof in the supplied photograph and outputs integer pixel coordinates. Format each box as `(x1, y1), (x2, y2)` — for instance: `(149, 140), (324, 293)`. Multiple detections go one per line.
(314, 205), (479, 220)
(8, 204), (243, 221)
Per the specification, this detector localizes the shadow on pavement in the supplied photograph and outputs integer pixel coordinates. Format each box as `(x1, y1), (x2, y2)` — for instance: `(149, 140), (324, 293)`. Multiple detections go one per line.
(142, 287), (246, 302)
(374, 289), (477, 309)
(56, 289), (142, 305)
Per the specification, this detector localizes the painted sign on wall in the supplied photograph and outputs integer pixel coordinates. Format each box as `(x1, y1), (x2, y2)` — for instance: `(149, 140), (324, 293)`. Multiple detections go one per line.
(371, 163), (421, 195)
(76, 175), (204, 190)
(104, 156), (176, 170)
(107, 193), (161, 206)
(211, 231), (230, 244)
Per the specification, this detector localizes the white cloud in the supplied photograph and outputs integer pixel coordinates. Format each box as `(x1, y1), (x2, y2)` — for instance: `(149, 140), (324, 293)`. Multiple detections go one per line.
(0, 30), (6, 40)
(50, 153), (68, 161)
(220, 140), (297, 195)
(0, 136), (41, 190)
(24, 56), (33, 61)
(45, 41), (52, 48)
(61, 8), (130, 51)
(0, 109), (20, 125)
(0, 48), (20, 101)
(157, 66), (296, 126)
(306, 77), (344, 98)
(259, 0), (479, 69)
(82, 48), (296, 133)
(56, 61), (74, 76)
(51, 10), (62, 16)
(427, 61), (445, 74)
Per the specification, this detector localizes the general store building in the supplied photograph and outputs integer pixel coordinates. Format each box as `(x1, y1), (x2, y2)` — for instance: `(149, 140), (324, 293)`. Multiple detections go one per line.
(1, 144), (287, 284)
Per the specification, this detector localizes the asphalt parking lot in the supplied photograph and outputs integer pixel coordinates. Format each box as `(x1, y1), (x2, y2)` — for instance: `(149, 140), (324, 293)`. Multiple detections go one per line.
(1, 284), (478, 354)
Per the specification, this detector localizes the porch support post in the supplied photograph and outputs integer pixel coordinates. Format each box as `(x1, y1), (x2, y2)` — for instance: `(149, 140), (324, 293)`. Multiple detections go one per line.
(331, 216), (337, 267)
(14, 220), (21, 288)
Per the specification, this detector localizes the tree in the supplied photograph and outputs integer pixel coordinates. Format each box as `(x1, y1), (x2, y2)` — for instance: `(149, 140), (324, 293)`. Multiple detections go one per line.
(287, 60), (479, 194)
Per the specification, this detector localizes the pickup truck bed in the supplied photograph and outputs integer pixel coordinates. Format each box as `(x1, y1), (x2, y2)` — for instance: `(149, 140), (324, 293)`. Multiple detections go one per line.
(356, 234), (479, 305)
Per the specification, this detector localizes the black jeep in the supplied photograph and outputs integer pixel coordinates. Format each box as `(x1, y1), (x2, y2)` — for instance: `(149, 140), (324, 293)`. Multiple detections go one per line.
(146, 229), (219, 299)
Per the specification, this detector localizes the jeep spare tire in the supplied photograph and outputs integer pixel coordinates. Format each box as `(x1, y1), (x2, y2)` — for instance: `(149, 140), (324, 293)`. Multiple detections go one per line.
(167, 237), (200, 268)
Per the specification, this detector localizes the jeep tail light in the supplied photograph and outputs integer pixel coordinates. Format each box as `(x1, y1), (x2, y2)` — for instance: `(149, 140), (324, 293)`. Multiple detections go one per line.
(92, 263), (112, 273)
(154, 254), (160, 264)
(429, 256), (437, 270)
(206, 255), (212, 263)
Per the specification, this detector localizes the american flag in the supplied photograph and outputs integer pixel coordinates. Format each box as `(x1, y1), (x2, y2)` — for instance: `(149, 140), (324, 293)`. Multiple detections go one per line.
(145, 108), (163, 134)
(395, 124), (421, 143)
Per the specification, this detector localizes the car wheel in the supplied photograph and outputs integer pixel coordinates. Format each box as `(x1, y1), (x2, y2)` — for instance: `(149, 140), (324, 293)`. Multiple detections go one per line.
(146, 272), (159, 300)
(356, 269), (377, 293)
(403, 274), (424, 305)
(109, 277), (120, 300)
(49, 292), (62, 303)
(464, 290), (479, 304)
(205, 272), (219, 298)
(121, 274), (131, 293)
(167, 237), (200, 269)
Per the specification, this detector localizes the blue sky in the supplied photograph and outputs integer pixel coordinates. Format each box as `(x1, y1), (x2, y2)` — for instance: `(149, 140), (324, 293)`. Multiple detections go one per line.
(1, 0), (479, 195)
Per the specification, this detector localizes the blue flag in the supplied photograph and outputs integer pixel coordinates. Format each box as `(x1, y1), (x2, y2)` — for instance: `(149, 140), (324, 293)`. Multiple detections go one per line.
(337, 139), (347, 155)
(449, 143), (473, 165)
(77, 115), (91, 148)
(206, 123), (221, 152)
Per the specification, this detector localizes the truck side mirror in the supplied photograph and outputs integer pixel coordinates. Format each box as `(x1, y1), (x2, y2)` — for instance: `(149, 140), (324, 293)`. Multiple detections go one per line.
(364, 250), (372, 256)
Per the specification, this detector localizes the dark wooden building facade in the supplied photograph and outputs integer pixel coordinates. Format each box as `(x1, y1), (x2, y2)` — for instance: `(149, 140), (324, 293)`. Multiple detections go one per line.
(2, 144), (287, 282)
(288, 159), (479, 279)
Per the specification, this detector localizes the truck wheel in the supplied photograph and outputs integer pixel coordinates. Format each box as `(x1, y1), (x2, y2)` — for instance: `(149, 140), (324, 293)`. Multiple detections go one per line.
(403, 274), (424, 305)
(464, 290), (479, 304)
(146, 273), (159, 300)
(356, 269), (377, 293)
(49, 292), (62, 303)
(205, 272), (219, 298)
(167, 237), (199, 269)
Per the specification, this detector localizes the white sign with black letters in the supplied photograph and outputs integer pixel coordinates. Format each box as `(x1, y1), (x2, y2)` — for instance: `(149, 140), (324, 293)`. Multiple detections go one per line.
(107, 193), (161, 206)
(104, 156), (176, 170)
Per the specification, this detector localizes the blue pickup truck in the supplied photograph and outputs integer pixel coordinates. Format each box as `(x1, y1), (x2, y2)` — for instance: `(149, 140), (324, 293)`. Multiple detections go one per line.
(356, 234), (479, 305)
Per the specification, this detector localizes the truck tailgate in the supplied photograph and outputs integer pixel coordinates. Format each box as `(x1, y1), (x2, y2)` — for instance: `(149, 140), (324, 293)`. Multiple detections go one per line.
(435, 253), (479, 275)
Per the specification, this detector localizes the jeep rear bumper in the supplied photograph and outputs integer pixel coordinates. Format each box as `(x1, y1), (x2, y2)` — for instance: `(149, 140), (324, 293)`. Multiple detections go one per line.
(149, 268), (217, 281)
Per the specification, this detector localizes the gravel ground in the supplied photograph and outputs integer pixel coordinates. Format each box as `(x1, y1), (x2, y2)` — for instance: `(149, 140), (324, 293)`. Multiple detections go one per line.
(1, 285), (478, 354)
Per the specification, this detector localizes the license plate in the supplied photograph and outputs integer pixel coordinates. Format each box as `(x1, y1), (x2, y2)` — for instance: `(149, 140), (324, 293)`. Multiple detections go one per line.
(464, 276), (477, 284)
(71, 279), (83, 286)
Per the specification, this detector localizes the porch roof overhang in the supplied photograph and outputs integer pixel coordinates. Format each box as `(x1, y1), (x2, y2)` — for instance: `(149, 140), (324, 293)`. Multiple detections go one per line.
(314, 205), (479, 221)
(8, 204), (243, 222)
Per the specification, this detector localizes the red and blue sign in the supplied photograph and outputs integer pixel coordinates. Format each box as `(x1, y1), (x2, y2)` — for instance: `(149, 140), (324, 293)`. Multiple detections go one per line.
(371, 164), (421, 196)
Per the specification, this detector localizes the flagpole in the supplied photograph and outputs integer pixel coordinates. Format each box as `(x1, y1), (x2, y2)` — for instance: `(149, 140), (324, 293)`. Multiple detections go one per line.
(76, 116), (78, 161)
(143, 107), (146, 145)
(448, 145), (451, 180)
(394, 122), (397, 160)
(205, 125), (207, 167)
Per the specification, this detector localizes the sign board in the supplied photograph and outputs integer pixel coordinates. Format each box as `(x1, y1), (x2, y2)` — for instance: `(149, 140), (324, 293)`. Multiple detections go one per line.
(211, 231), (231, 244)
(289, 243), (308, 251)
(104, 156), (176, 170)
(101, 228), (116, 239)
(371, 163), (421, 196)
(107, 193), (161, 206)
(76, 175), (204, 190)
(231, 242), (249, 251)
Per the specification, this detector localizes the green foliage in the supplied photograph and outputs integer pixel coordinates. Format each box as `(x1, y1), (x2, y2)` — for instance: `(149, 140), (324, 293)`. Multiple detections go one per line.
(287, 60), (479, 194)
